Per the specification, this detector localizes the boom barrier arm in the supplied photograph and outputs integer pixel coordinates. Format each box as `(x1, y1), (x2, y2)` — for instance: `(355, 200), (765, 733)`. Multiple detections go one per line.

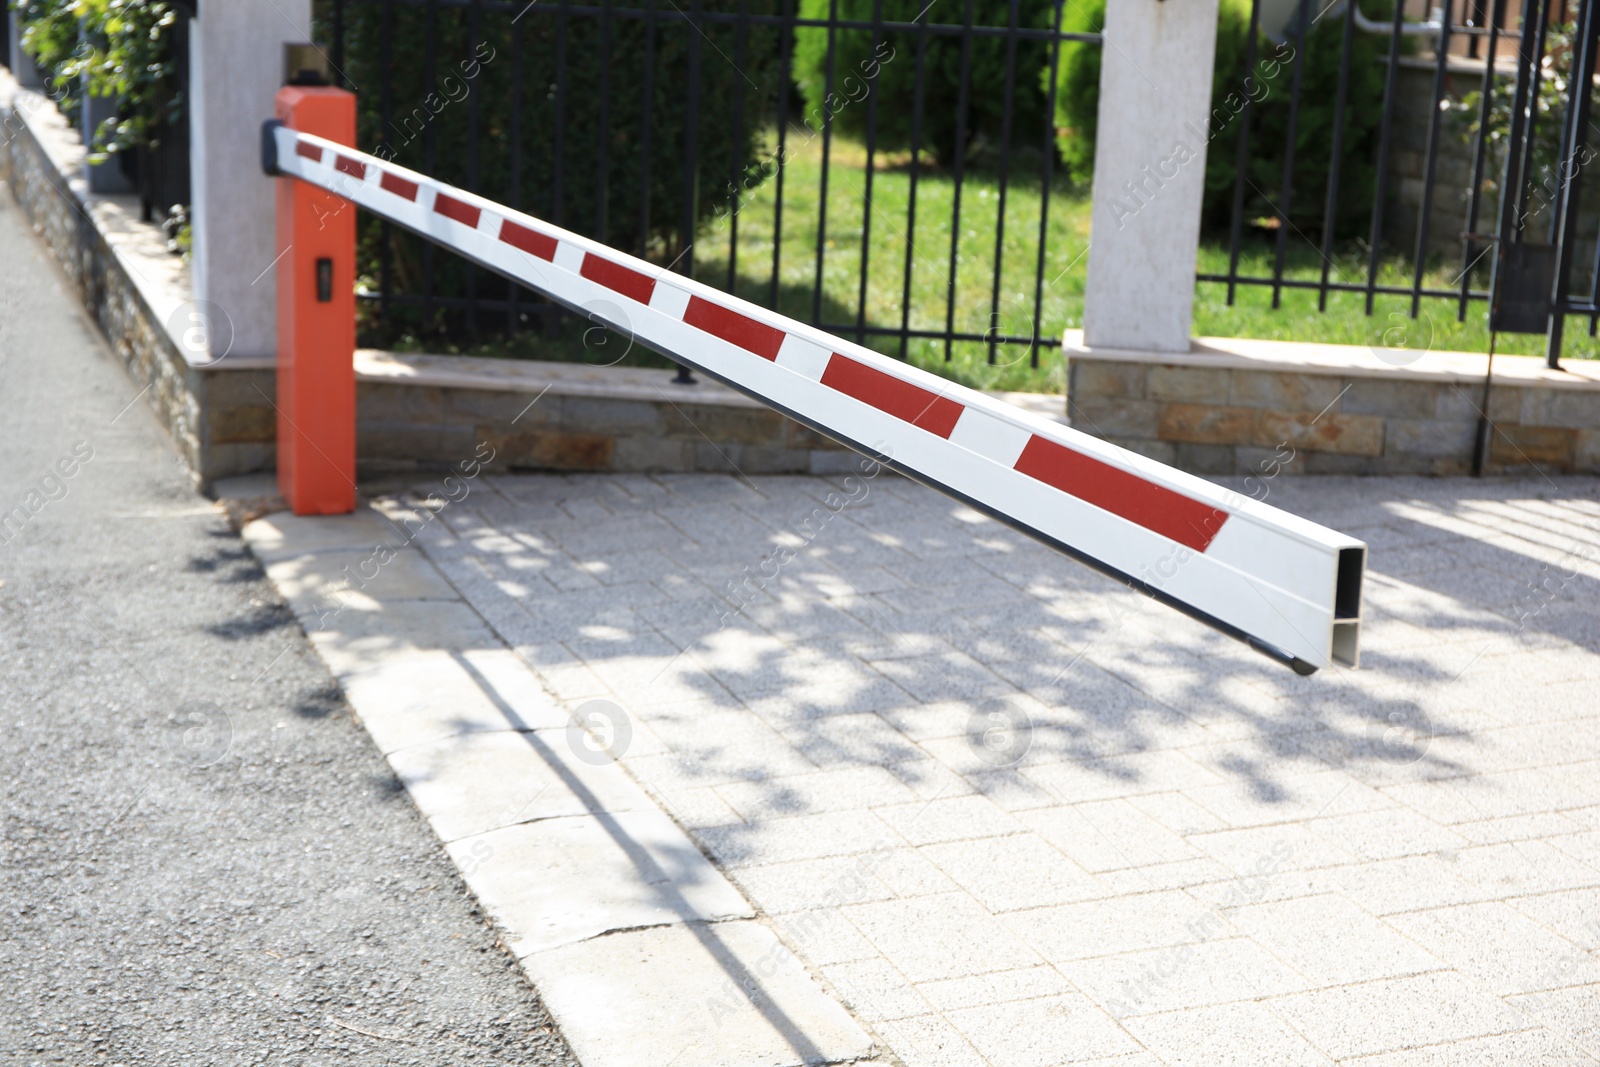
(263, 120), (1365, 674)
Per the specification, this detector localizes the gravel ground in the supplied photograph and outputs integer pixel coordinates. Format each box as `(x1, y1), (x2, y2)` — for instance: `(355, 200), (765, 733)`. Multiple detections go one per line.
(0, 188), (581, 1065)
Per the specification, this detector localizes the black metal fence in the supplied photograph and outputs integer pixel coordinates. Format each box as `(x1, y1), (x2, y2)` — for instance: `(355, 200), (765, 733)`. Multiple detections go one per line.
(1206, 0), (1600, 365)
(318, 0), (1098, 370)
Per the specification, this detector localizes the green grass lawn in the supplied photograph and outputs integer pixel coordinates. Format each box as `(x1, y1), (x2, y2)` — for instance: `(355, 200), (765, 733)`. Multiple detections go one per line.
(397, 126), (1600, 392)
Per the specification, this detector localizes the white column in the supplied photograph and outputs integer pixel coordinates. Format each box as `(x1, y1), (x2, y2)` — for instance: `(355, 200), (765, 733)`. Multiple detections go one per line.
(189, 0), (312, 361)
(1081, 0), (1220, 354)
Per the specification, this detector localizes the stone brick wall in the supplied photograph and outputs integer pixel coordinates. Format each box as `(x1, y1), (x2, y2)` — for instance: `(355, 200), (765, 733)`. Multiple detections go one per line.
(1067, 344), (1600, 476)
(352, 355), (858, 476)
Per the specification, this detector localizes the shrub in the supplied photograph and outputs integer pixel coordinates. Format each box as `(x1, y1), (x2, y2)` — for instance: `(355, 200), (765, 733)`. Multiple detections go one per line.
(1051, 0), (1392, 237)
(17, 0), (187, 162)
(792, 0), (1053, 166)
(326, 1), (785, 343)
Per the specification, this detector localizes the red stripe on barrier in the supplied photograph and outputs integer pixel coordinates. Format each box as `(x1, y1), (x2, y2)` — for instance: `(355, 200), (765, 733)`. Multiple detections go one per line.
(295, 141), (323, 162)
(683, 296), (786, 360)
(820, 355), (965, 438)
(335, 155), (366, 179)
(434, 192), (481, 228)
(499, 219), (557, 261)
(379, 171), (418, 201)
(1014, 436), (1229, 552)
(580, 253), (656, 304)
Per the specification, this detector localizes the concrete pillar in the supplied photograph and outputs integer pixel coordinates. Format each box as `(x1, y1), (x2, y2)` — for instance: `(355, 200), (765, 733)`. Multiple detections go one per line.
(189, 0), (312, 361)
(1081, 0), (1221, 354)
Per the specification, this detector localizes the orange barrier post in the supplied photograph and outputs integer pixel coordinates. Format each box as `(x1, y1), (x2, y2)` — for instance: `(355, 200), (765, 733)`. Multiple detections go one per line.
(273, 86), (357, 515)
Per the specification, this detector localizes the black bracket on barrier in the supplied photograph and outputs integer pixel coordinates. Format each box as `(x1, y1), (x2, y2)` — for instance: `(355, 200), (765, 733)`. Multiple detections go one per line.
(261, 119), (285, 177)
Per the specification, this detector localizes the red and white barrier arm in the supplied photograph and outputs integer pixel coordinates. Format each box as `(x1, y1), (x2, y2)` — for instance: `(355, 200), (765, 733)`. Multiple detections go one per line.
(264, 123), (1365, 674)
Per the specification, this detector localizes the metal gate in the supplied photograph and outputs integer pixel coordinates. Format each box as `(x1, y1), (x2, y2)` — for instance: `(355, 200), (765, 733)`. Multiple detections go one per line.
(1203, 0), (1600, 369)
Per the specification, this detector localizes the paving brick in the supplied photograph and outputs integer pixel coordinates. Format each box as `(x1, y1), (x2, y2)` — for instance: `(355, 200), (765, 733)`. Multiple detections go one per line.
(844, 892), (1046, 983)
(1005, 889), (1225, 963)
(920, 833), (1106, 911)
(1061, 937), (1312, 1018)
(715, 765), (920, 821)
(946, 994), (1144, 1065)
(875, 795), (1025, 845)
(1506, 984), (1600, 1060)
(727, 854), (895, 916)
(1125, 1001), (1336, 1066)
(1388, 901), (1600, 994)
(915, 966), (1074, 1011)
(1018, 799), (1202, 872)
(820, 957), (931, 1022)
(871, 1013), (988, 1067)
(695, 809), (900, 869)
(1340, 1028), (1599, 1067)
(1228, 893), (1445, 986)
(1269, 972), (1527, 1059)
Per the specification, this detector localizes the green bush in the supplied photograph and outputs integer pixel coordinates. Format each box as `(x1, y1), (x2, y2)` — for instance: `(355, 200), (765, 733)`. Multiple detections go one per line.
(1052, 0), (1392, 237)
(792, 0), (1053, 165)
(325, 1), (785, 344)
(17, 0), (187, 162)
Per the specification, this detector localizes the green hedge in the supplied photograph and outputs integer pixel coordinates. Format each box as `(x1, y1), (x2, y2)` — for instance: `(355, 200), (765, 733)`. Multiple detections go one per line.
(326, 2), (785, 344)
(1053, 0), (1392, 237)
(17, 0), (186, 162)
(792, 0), (1053, 165)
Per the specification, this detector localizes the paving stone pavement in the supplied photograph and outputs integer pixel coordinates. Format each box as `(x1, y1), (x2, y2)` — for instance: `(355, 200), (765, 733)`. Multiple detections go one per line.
(252, 461), (1600, 1066)
(365, 465), (1600, 1066)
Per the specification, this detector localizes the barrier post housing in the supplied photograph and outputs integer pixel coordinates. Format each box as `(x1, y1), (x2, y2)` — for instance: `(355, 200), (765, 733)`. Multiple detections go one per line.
(274, 86), (357, 515)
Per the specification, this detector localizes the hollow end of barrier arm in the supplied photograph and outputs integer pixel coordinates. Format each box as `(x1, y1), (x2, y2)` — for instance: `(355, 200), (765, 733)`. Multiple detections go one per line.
(273, 86), (358, 516)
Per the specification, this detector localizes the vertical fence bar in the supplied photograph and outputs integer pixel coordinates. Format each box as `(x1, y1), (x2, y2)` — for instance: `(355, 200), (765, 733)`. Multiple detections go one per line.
(465, 0), (483, 335)
(1029, 0), (1065, 368)
(813, 0), (840, 325)
(680, 0), (702, 280)
(1317, 0), (1357, 312)
(332, 0), (345, 78)
(1225, 0), (1263, 305)
(943, 0), (976, 361)
(638, 0), (656, 259)
(1460, 0), (1502, 321)
(1364, 0), (1408, 314)
(854, 0), (885, 345)
(422, 0), (440, 329)
(726, 0), (749, 294)
(597, 0), (612, 244)
(1511, 7), (1552, 238)
(553, 0), (568, 228)
(508, 7), (523, 338)
(1409, 5), (1453, 318)
(1544, 0), (1599, 365)
(897, 5), (931, 358)
(770, 0), (794, 310)
(1269, 0), (1308, 310)
(982, 0), (1020, 364)
(379, 1), (395, 334)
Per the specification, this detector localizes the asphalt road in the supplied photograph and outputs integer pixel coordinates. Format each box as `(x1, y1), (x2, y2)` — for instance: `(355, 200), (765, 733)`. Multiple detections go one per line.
(0, 187), (580, 1065)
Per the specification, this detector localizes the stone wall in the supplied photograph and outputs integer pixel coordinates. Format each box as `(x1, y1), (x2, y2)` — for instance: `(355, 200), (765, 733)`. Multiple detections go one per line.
(1066, 334), (1600, 476)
